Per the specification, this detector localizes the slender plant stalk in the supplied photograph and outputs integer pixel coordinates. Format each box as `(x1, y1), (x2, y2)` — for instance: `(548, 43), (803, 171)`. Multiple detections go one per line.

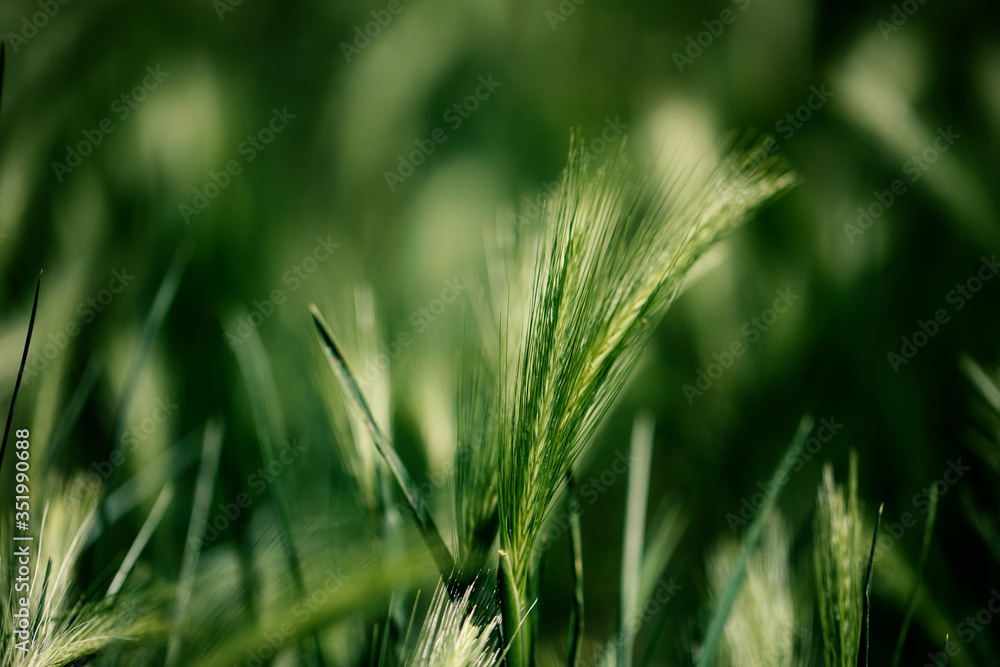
(566, 472), (584, 667)
(619, 413), (654, 667)
(497, 136), (795, 665)
(860, 503), (883, 667)
(527, 533), (547, 667)
(30, 556), (53, 642)
(696, 416), (813, 667)
(935, 636), (949, 667)
(110, 248), (188, 461)
(106, 484), (175, 598)
(962, 357), (1000, 412)
(0, 39), (6, 121)
(890, 487), (939, 667)
(0, 273), (40, 476)
(498, 549), (528, 667)
(633, 503), (686, 667)
(166, 419), (225, 666)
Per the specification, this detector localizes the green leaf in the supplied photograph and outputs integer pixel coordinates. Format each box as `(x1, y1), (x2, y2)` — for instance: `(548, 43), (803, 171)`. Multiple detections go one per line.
(0, 272), (40, 477)
(696, 415), (813, 667)
(311, 303), (455, 577)
(619, 412), (655, 667)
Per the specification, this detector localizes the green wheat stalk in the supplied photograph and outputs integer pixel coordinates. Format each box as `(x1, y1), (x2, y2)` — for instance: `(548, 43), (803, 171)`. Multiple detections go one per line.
(814, 452), (867, 667)
(494, 134), (795, 664)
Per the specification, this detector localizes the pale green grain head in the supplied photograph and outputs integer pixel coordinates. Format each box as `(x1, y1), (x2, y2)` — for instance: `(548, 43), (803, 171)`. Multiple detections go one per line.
(813, 453), (865, 667)
(709, 513), (809, 667)
(406, 581), (502, 667)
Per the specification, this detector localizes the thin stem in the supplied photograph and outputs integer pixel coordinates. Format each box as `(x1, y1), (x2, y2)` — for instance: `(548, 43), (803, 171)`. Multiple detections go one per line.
(567, 472), (585, 667)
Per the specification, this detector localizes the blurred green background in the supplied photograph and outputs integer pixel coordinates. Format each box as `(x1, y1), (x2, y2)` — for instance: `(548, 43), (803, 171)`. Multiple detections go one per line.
(2, 0), (1000, 663)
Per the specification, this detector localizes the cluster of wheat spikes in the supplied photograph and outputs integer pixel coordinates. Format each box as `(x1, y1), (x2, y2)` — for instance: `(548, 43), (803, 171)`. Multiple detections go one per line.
(309, 129), (964, 666)
(493, 138), (795, 664)
(0, 32), (962, 663)
(311, 133), (805, 666)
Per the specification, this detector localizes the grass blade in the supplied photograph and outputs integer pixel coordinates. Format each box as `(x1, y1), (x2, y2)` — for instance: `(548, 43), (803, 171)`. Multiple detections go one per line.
(30, 557), (52, 641)
(890, 487), (938, 667)
(368, 624), (380, 667)
(637, 563), (690, 667)
(619, 412), (654, 667)
(110, 246), (189, 460)
(0, 272), (40, 477)
(935, 636), (949, 667)
(310, 303), (455, 577)
(166, 418), (225, 667)
(860, 503), (883, 667)
(961, 357), (1000, 413)
(106, 484), (175, 598)
(695, 415), (813, 667)
(0, 39), (5, 123)
(636, 503), (685, 615)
